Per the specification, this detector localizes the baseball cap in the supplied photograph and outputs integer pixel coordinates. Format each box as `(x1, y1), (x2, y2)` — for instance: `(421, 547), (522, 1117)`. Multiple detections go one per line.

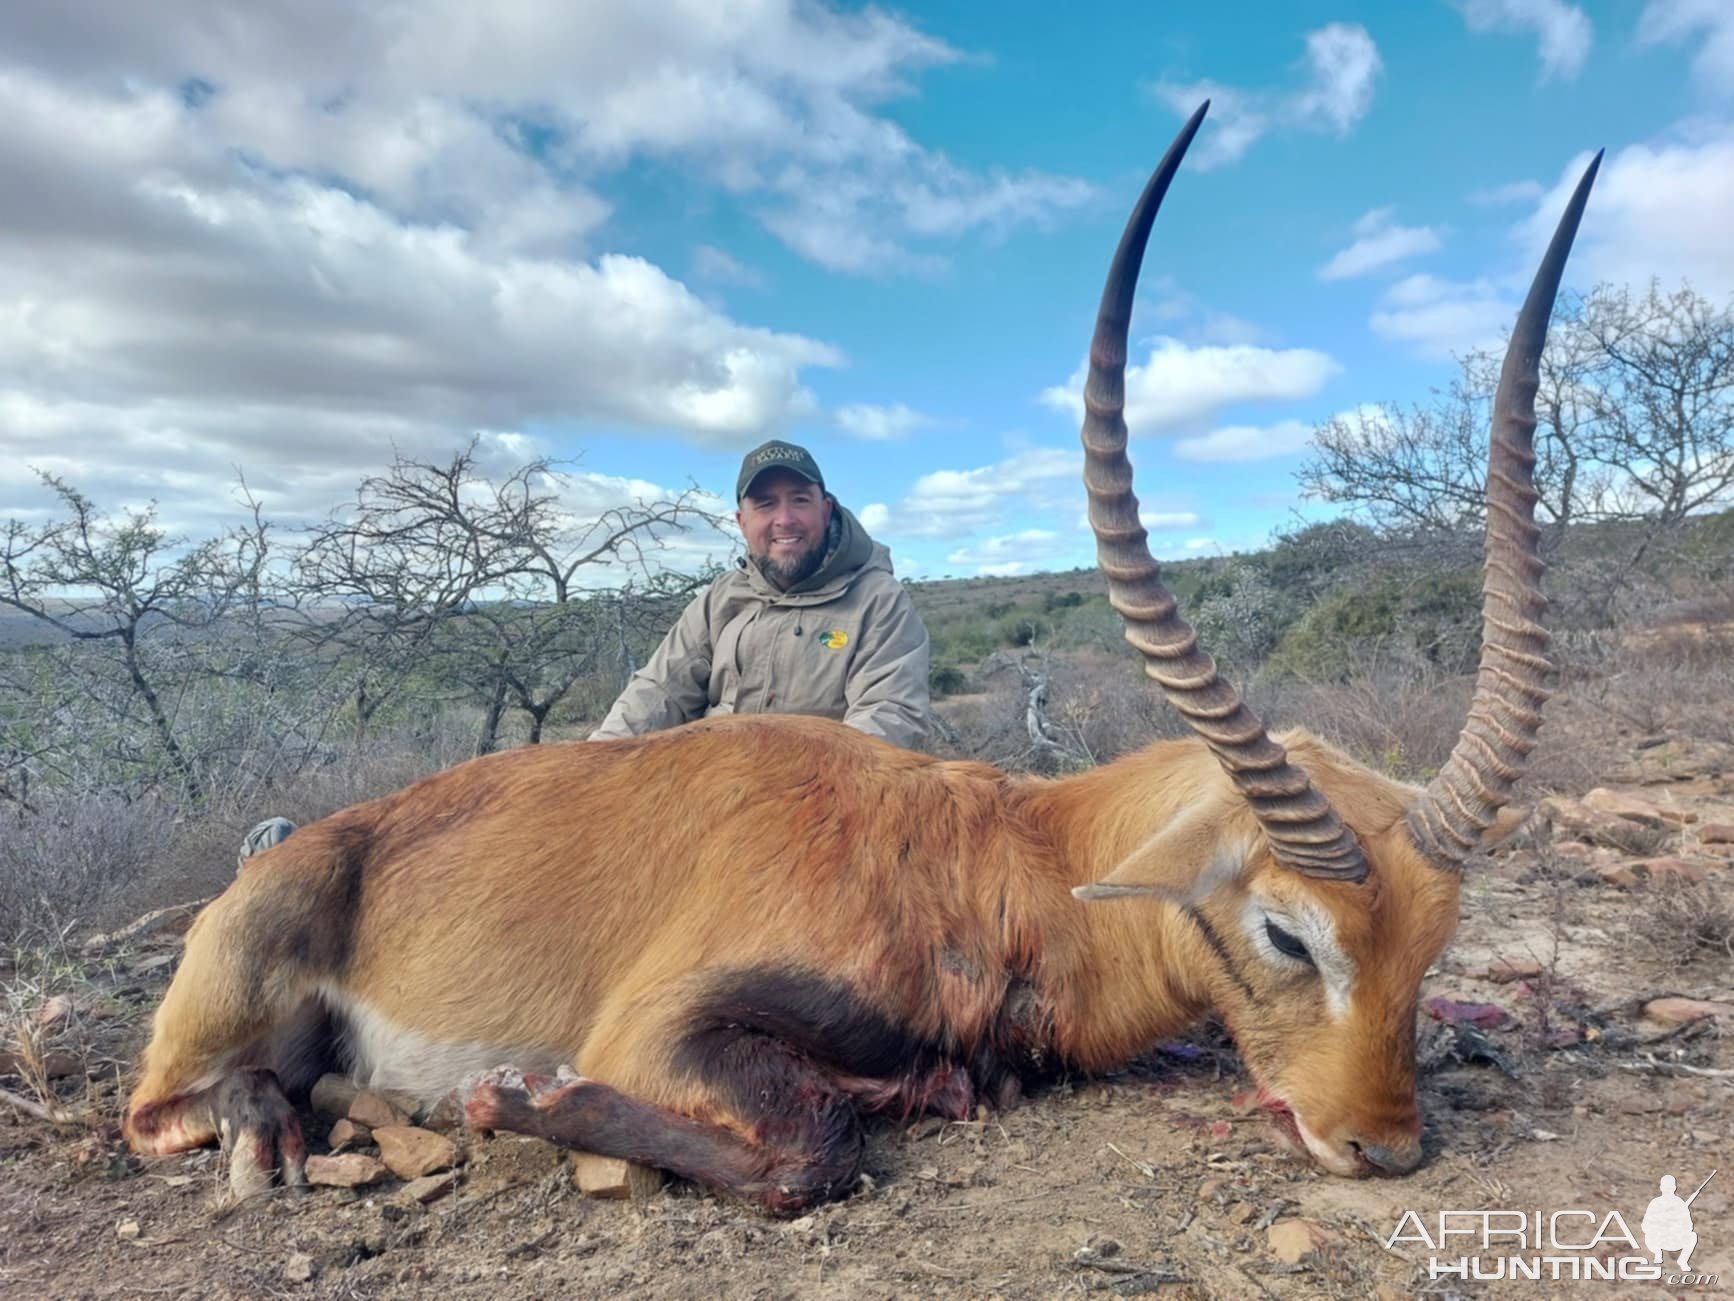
(736, 441), (825, 501)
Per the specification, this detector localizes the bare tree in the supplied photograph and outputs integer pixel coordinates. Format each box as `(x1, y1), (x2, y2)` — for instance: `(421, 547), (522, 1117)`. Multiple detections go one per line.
(0, 476), (272, 800)
(1301, 281), (1734, 570)
(1581, 282), (1734, 565)
(292, 442), (722, 752)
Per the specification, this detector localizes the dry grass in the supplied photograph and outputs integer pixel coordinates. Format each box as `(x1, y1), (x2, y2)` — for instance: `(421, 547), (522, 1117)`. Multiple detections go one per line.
(1625, 878), (1734, 969)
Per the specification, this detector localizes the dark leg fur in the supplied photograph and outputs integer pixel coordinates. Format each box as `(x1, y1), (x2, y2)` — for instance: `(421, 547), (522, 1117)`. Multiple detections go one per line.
(466, 1057), (864, 1217)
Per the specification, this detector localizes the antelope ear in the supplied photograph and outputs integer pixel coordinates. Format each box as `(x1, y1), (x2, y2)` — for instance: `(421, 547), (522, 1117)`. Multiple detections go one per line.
(1072, 807), (1253, 904)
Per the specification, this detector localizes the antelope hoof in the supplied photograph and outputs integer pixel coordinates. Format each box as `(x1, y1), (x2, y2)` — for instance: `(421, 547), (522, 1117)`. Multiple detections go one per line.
(215, 1069), (307, 1201)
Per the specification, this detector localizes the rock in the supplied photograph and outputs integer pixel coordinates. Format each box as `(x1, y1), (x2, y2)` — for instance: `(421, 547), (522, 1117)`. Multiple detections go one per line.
(1700, 822), (1734, 844)
(1467, 957), (1544, 983)
(327, 1118), (370, 1153)
(1658, 807), (1698, 827)
(397, 1171), (458, 1205)
(115, 1220), (140, 1240)
(1596, 862), (1641, 888)
(1543, 797), (1669, 855)
(349, 1090), (413, 1130)
(33, 995), (76, 1029)
(1198, 1177), (1228, 1204)
(81, 898), (213, 953)
(1642, 997), (1734, 1026)
(1582, 788), (1667, 828)
(1267, 1219), (1335, 1264)
(573, 1153), (665, 1200)
(284, 1253), (315, 1284)
(1626, 857), (1710, 886)
(310, 1074), (360, 1120)
(373, 1126), (455, 1180)
(305, 1153), (389, 1188)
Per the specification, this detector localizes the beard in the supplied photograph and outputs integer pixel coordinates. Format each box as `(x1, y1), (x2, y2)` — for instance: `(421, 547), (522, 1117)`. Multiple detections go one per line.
(752, 535), (828, 589)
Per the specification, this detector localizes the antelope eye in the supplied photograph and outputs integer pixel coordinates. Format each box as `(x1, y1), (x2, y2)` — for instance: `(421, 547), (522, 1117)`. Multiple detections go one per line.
(1265, 920), (1314, 965)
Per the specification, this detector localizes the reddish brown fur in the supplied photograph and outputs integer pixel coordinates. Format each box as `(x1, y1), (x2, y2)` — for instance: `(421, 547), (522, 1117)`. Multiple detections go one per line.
(125, 713), (1464, 1205)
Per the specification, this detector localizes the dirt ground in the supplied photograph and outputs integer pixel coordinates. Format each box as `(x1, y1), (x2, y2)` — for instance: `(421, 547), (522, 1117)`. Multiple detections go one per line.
(4, 732), (1731, 1300)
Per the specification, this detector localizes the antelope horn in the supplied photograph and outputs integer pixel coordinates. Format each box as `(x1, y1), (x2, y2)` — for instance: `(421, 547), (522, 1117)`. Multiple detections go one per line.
(1081, 102), (1367, 884)
(1407, 151), (1602, 867)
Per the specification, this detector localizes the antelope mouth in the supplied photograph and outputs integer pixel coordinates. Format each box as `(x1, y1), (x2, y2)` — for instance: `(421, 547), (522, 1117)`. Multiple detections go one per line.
(1251, 1088), (1370, 1177)
(1251, 1088), (1305, 1153)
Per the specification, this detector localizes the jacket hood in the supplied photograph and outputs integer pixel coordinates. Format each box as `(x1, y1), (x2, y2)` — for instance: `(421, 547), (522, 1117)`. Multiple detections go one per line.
(740, 504), (888, 604)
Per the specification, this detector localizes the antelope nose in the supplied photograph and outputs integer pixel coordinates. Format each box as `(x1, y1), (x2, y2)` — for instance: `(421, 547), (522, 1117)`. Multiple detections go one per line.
(1353, 1138), (1422, 1175)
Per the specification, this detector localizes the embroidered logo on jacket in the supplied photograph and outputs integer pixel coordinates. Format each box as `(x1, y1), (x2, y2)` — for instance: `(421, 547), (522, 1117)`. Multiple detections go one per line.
(818, 630), (849, 650)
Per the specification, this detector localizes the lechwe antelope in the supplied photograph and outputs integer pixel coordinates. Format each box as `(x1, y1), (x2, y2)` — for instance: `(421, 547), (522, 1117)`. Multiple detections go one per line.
(124, 105), (1600, 1213)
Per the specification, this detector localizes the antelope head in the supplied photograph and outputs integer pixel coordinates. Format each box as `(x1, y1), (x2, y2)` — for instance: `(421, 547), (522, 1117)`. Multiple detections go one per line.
(1076, 104), (1600, 1176)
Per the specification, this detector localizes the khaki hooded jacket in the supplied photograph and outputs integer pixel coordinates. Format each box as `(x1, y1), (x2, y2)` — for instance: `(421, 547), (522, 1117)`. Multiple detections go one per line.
(590, 505), (931, 749)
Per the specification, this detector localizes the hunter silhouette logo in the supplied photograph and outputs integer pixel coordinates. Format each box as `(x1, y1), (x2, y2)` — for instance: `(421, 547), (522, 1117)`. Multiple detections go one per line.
(1385, 1167), (1720, 1285)
(1644, 1170), (1715, 1271)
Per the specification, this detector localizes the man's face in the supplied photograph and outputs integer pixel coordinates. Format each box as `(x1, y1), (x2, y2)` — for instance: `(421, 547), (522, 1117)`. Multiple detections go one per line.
(737, 469), (833, 589)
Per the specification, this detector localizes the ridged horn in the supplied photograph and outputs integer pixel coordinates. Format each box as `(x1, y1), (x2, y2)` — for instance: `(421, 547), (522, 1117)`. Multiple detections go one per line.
(1407, 152), (1603, 867)
(1081, 102), (1367, 883)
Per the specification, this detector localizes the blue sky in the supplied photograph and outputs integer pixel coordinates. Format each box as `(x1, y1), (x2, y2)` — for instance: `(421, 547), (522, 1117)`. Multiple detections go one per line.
(2, 1), (1731, 582)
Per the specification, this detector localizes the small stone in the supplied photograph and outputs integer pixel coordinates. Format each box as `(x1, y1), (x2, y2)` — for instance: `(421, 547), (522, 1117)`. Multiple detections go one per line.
(310, 1074), (361, 1120)
(33, 995), (76, 1029)
(373, 1126), (455, 1180)
(1700, 822), (1734, 844)
(1229, 1201), (1257, 1225)
(1632, 857), (1709, 885)
(327, 1118), (370, 1153)
(284, 1253), (315, 1284)
(397, 1171), (457, 1205)
(572, 1153), (665, 1200)
(1596, 862), (1641, 888)
(1469, 957), (1545, 983)
(305, 1153), (389, 1188)
(1582, 788), (1667, 828)
(1198, 1177), (1228, 1204)
(1267, 1219), (1335, 1264)
(115, 1220), (140, 1240)
(1542, 796), (1667, 853)
(1618, 1095), (1662, 1115)
(348, 1090), (412, 1130)
(1643, 997), (1734, 1025)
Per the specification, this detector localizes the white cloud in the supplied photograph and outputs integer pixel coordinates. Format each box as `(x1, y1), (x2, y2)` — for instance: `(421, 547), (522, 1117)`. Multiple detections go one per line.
(1040, 339), (1340, 436)
(691, 245), (765, 288)
(1318, 207), (1443, 280)
(1454, 0), (1593, 82)
(1638, 0), (1734, 98)
(1292, 23), (1386, 133)
(1368, 274), (1512, 358)
(835, 402), (933, 441)
(0, 2), (1105, 532)
(945, 529), (1062, 577)
(888, 448), (1077, 538)
(1141, 510), (1202, 530)
(1150, 24), (1382, 168)
(1518, 127), (1734, 301)
(1175, 420), (1316, 463)
(1469, 178), (1546, 206)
